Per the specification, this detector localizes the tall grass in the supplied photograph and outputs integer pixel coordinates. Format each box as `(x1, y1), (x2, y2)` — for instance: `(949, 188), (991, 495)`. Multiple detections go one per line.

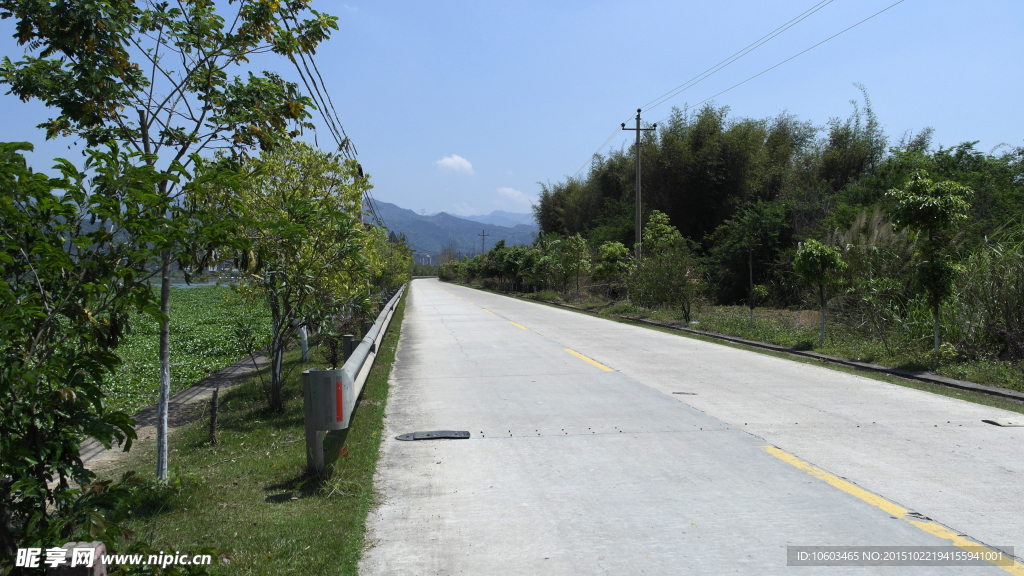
(946, 222), (1024, 360)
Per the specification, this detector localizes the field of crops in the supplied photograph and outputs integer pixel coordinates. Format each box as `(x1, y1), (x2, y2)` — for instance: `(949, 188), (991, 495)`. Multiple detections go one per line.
(109, 285), (270, 416)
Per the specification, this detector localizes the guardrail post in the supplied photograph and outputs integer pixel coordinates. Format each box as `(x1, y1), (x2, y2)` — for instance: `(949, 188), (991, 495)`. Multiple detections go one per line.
(302, 370), (324, 473)
(343, 334), (354, 363)
(300, 283), (406, 472)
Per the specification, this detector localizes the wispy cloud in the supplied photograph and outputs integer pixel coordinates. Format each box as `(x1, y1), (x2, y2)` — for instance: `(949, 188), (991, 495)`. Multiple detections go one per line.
(435, 154), (474, 174)
(342, 4), (358, 12)
(495, 187), (535, 209)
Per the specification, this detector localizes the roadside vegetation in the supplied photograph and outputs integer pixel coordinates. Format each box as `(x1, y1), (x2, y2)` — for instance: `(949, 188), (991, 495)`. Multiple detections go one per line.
(94, 294), (406, 576)
(439, 91), (1023, 393)
(0, 2), (412, 571)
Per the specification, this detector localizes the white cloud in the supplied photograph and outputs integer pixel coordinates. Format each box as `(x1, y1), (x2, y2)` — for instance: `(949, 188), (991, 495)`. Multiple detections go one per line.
(495, 187), (535, 209)
(435, 154), (474, 174)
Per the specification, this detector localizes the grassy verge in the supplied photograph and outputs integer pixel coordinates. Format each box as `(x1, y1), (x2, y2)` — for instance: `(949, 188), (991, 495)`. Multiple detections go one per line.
(533, 294), (1023, 393)
(446, 280), (1024, 414)
(99, 291), (405, 575)
(111, 285), (269, 415)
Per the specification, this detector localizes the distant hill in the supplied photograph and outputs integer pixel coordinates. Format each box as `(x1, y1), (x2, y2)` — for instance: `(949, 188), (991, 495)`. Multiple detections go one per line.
(373, 201), (538, 257)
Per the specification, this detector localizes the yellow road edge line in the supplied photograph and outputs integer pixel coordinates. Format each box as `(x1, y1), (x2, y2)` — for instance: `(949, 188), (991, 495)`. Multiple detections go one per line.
(564, 348), (614, 372)
(509, 321), (528, 330)
(761, 445), (1024, 575)
(482, 309), (494, 314)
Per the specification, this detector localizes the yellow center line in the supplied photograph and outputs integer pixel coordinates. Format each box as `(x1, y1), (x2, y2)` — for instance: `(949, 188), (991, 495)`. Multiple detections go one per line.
(482, 309), (494, 314)
(468, 302), (474, 305)
(457, 297), (462, 300)
(509, 321), (528, 330)
(564, 348), (614, 372)
(761, 445), (1023, 574)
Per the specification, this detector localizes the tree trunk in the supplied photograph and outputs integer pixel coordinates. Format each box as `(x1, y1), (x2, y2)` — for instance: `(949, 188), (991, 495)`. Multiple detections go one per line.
(819, 283), (826, 347)
(271, 344), (284, 411)
(748, 246), (753, 330)
(156, 254), (171, 483)
(933, 305), (940, 356)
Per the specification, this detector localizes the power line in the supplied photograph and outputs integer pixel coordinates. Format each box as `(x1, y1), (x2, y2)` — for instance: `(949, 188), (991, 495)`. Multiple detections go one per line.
(568, 0), (908, 185)
(571, 126), (623, 178)
(657, 0), (909, 124)
(640, 0), (837, 114)
(568, 0), (839, 181)
(280, 7), (390, 231)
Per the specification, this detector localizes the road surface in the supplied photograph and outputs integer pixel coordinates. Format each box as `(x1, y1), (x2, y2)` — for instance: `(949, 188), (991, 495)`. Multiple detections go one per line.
(361, 279), (1023, 575)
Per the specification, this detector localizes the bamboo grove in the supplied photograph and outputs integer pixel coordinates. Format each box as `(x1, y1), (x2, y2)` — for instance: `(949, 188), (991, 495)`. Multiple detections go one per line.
(441, 91), (1024, 371)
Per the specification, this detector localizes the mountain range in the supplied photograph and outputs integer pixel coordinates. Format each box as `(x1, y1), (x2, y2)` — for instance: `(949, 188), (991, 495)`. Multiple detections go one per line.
(372, 201), (538, 257)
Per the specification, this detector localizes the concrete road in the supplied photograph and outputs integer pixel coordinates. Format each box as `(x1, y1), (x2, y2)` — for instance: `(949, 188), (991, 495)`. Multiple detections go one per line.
(361, 279), (1023, 575)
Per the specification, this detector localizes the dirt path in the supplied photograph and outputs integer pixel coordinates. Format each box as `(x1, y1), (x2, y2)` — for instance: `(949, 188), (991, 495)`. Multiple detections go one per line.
(81, 354), (268, 473)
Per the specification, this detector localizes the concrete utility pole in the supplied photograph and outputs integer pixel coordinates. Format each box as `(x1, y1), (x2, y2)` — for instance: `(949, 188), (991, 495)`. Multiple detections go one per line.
(478, 230), (489, 254)
(622, 109), (657, 261)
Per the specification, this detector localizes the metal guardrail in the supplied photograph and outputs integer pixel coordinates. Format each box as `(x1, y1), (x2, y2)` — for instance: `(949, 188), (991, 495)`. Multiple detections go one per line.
(302, 283), (407, 472)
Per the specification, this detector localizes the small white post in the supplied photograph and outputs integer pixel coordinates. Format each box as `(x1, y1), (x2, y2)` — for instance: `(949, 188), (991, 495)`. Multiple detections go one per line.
(300, 324), (309, 361)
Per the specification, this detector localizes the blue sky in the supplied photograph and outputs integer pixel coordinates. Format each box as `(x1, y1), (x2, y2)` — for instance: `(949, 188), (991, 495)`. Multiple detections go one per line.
(2, 0), (1021, 220)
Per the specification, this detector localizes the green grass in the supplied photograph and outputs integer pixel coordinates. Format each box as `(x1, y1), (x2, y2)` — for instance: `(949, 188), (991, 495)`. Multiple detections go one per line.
(647, 304), (1024, 393)
(110, 286), (269, 415)
(98, 292), (405, 575)
(611, 310), (1024, 416)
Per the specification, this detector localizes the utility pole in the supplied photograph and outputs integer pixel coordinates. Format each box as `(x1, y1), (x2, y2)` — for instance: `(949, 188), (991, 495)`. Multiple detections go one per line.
(479, 229), (489, 254)
(622, 108), (657, 261)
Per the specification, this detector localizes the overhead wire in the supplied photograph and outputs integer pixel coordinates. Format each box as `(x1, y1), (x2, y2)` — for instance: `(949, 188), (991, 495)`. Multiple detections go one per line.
(568, 0), (909, 183)
(280, 7), (389, 229)
(640, 0), (836, 114)
(569, 0), (839, 181)
(571, 126), (624, 178)
(655, 0), (909, 124)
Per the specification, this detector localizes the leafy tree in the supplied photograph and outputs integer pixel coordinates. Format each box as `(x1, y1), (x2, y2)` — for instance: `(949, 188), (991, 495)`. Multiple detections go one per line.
(591, 241), (631, 298)
(705, 200), (792, 316)
(234, 143), (366, 412)
(562, 233), (591, 296)
(886, 169), (973, 354)
(0, 142), (181, 558)
(438, 260), (461, 282)
(531, 233), (565, 293)
(629, 211), (703, 322)
(1, 0), (339, 481)
(793, 239), (848, 346)
(365, 227), (412, 300)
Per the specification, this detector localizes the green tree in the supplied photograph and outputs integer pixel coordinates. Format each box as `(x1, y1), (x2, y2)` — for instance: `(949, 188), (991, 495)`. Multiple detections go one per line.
(366, 228), (412, 301)
(886, 169), (973, 355)
(591, 241), (631, 297)
(0, 142), (182, 558)
(562, 233), (592, 297)
(793, 239), (848, 347)
(2, 0), (339, 482)
(531, 233), (565, 293)
(629, 211), (703, 322)
(234, 143), (366, 412)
